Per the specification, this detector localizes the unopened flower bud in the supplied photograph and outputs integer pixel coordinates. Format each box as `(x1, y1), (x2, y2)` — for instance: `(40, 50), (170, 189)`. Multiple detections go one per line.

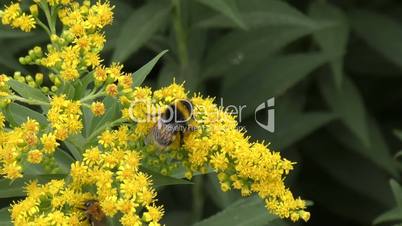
(35, 73), (43, 85)
(51, 86), (58, 92)
(33, 46), (42, 57)
(28, 81), (36, 88)
(13, 71), (21, 79)
(49, 73), (56, 82)
(41, 87), (49, 94)
(24, 56), (32, 64)
(19, 57), (26, 65)
(29, 4), (38, 17)
(26, 75), (34, 82)
(54, 77), (62, 87)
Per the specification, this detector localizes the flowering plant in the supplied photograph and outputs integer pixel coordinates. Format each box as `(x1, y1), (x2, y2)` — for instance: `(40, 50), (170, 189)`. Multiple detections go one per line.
(0, 1), (309, 225)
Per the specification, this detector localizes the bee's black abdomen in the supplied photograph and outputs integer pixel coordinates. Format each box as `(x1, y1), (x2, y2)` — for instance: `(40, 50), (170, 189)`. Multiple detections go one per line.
(179, 100), (193, 115)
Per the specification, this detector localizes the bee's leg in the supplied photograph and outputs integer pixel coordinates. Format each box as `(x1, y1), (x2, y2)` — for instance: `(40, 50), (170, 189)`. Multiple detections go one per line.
(79, 216), (88, 222)
(179, 131), (185, 146)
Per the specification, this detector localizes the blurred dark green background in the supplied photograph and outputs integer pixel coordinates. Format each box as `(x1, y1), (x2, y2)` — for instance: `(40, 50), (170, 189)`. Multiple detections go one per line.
(2, 0), (402, 225)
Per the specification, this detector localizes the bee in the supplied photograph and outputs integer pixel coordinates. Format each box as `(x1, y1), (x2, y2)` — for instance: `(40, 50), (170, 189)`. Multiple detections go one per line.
(79, 200), (107, 226)
(147, 99), (194, 148)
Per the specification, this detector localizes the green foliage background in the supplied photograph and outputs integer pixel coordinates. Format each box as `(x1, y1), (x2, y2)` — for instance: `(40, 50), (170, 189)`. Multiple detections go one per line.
(1, 0), (402, 225)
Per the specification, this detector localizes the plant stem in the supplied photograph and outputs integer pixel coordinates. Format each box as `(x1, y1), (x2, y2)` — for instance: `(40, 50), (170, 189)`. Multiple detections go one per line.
(172, 0), (189, 66)
(7, 95), (49, 106)
(80, 91), (106, 103)
(40, 0), (56, 34)
(192, 175), (204, 222)
(35, 18), (51, 36)
(86, 118), (127, 145)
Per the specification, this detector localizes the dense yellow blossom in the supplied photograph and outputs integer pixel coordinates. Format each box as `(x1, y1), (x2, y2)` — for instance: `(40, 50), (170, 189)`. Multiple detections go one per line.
(11, 127), (164, 226)
(123, 83), (310, 221)
(48, 95), (83, 140)
(0, 115), (63, 180)
(0, 0), (309, 224)
(1, 2), (36, 32)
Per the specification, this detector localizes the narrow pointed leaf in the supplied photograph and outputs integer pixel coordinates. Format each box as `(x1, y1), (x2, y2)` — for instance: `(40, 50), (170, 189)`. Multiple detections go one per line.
(0, 207), (11, 226)
(193, 196), (279, 226)
(198, 0), (318, 30)
(112, 2), (170, 62)
(196, 0), (247, 29)
(351, 10), (402, 68)
(204, 26), (313, 79)
(132, 50), (168, 87)
(4, 103), (47, 127)
(390, 179), (402, 207)
(223, 53), (327, 116)
(142, 168), (192, 188)
(8, 79), (48, 103)
(374, 208), (402, 225)
(309, 2), (349, 86)
(319, 75), (370, 146)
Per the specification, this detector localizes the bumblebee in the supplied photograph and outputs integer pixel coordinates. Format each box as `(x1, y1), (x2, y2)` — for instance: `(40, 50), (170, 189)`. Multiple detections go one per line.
(147, 99), (194, 148)
(79, 200), (107, 226)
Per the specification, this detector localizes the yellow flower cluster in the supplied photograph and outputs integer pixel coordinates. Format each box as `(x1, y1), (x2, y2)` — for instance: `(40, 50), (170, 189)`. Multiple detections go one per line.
(48, 95), (83, 140)
(14, 0), (113, 82)
(127, 83), (310, 222)
(1, 2), (36, 32)
(0, 0), (310, 223)
(11, 126), (164, 226)
(0, 113), (61, 179)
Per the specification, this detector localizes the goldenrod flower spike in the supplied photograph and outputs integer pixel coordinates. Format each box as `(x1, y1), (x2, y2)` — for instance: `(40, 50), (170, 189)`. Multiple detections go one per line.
(0, 0), (309, 224)
(124, 82), (310, 222)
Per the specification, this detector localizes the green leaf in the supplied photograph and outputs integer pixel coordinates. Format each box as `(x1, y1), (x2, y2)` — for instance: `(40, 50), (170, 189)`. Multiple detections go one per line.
(132, 50), (168, 87)
(394, 130), (402, 142)
(350, 10), (402, 68)
(204, 26), (313, 79)
(57, 82), (75, 100)
(198, 0), (319, 30)
(0, 52), (27, 72)
(206, 173), (239, 209)
(112, 2), (170, 62)
(0, 27), (34, 39)
(329, 116), (398, 177)
(55, 149), (75, 173)
(0, 207), (12, 226)
(142, 168), (192, 188)
(319, 75), (370, 147)
(223, 53), (327, 116)
(374, 208), (402, 225)
(249, 112), (335, 150)
(74, 72), (93, 99)
(64, 134), (86, 160)
(3, 103), (47, 127)
(309, 2), (349, 87)
(303, 135), (393, 207)
(88, 97), (121, 137)
(64, 140), (82, 161)
(82, 106), (93, 138)
(8, 79), (48, 103)
(104, 1), (134, 52)
(193, 196), (279, 226)
(196, 0), (247, 29)
(390, 179), (402, 207)
(0, 174), (66, 198)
